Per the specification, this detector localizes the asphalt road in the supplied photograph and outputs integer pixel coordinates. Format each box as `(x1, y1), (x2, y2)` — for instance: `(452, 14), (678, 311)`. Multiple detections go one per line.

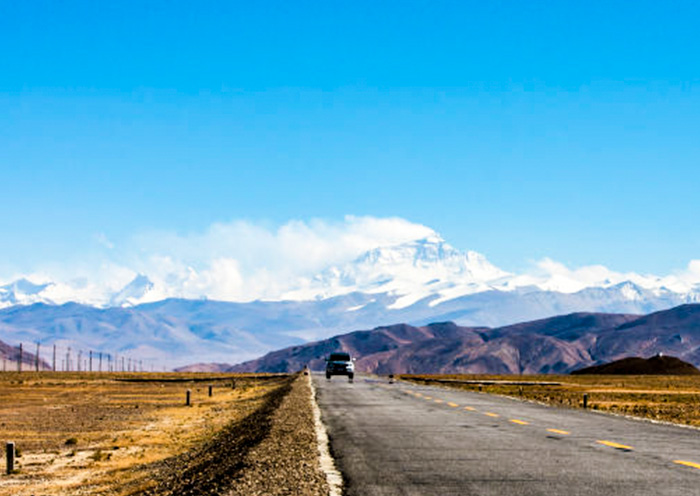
(314, 374), (700, 495)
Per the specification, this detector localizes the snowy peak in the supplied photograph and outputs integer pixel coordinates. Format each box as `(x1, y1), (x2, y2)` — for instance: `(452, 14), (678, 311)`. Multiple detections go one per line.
(283, 236), (510, 306)
(0, 278), (55, 306)
(6, 278), (52, 295)
(352, 236), (508, 282)
(614, 281), (645, 301)
(109, 274), (155, 307)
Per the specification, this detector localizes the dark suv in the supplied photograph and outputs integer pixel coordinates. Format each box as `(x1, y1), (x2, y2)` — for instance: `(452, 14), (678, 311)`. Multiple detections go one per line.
(325, 352), (355, 380)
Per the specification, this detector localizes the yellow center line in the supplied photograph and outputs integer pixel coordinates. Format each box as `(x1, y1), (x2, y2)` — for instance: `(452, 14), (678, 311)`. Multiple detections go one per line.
(597, 440), (633, 451)
(434, 399), (444, 404)
(674, 460), (700, 470)
(547, 428), (570, 435)
(423, 396), (432, 400)
(464, 406), (476, 411)
(447, 402), (459, 407)
(510, 419), (529, 425)
(484, 412), (500, 418)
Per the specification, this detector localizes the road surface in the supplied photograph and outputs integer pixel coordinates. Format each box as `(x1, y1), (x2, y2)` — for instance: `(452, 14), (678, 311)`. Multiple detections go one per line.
(314, 374), (700, 495)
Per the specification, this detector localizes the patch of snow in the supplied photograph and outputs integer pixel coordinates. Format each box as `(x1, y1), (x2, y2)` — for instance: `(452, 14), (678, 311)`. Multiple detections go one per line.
(346, 304), (366, 312)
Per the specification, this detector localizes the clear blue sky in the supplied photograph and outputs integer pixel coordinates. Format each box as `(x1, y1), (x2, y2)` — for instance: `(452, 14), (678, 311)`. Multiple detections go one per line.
(1, 0), (699, 275)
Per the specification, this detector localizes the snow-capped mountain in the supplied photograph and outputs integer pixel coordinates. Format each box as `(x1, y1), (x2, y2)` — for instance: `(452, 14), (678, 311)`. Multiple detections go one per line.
(0, 278), (56, 306)
(2, 235), (699, 310)
(282, 236), (511, 307)
(109, 274), (155, 307)
(2, 234), (700, 368)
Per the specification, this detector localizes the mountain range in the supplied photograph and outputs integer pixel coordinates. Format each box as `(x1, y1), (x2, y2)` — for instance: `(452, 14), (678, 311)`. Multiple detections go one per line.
(224, 304), (700, 374)
(1, 236), (700, 368)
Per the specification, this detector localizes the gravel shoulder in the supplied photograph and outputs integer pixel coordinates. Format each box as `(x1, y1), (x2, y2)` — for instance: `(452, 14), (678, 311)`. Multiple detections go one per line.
(226, 373), (330, 496)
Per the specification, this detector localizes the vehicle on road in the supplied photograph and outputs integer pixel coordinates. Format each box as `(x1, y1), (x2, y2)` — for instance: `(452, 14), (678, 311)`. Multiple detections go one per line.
(325, 352), (355, 380)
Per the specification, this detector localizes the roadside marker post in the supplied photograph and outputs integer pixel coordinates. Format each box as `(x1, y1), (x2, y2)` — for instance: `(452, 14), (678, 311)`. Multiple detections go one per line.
(583, 393), (589, 409)
(208, 385), (213, 397)
(6, 442), (15, 475)
(186, 389), (192, 406)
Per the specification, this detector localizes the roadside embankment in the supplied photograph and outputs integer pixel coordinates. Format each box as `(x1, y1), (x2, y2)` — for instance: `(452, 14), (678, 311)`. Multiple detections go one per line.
(144, 373), (329, 496)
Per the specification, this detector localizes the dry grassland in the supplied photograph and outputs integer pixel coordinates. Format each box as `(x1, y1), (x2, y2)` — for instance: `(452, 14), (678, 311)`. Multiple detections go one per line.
(0, 372), (290, 495)
(402, 374), (700, 426)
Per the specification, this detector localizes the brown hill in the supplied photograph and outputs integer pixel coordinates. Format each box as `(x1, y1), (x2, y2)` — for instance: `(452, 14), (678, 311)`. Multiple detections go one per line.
(0, 338), (51, 370)
(173, 362), (235, 373)
(571, 355), (700, 375)
(221, 304), (700, 375)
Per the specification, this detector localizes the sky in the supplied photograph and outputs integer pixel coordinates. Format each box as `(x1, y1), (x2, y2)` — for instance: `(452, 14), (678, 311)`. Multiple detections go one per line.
(1, 0), (700, 286)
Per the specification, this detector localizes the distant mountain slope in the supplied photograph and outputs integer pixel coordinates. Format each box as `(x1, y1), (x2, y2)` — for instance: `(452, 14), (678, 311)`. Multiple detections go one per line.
(227, 304), (700, 374)
(572, 355), (700, 375)
(227, 321), (488, 374)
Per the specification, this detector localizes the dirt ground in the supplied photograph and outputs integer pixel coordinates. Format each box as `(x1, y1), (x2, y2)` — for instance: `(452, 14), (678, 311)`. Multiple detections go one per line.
(0, 372), (315, 495)
(402, 374), (700, 426)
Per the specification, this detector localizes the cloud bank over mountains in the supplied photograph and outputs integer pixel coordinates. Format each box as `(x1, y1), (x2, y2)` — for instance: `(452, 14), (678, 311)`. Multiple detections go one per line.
(2, 215), (700, 309)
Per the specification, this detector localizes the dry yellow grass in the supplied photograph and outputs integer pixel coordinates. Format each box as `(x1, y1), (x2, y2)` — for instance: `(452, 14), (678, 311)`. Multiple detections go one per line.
(0, 372), (290, 496)
(401, 374), (700, 427)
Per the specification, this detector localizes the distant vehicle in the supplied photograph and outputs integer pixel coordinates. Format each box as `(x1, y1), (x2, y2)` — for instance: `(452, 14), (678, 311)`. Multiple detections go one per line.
(325, 352), (355, 380)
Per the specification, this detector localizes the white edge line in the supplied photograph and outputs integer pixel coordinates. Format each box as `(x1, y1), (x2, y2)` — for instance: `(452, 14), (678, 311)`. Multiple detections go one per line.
(309, 374), (343, 496)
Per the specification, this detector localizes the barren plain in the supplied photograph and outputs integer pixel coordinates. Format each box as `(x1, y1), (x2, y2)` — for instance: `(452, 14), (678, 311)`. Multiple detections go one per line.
(0, 371), (325, 495)
(402, 374), (700, 426)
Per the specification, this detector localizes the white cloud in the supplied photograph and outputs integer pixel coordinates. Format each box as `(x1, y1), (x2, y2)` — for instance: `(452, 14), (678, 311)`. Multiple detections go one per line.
(129, 215), (435, 275)
(8, 216), (436, 304)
